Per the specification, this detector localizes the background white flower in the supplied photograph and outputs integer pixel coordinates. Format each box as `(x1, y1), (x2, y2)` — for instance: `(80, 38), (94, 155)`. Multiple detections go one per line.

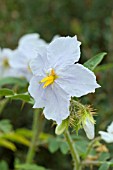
(99, 122), (113, 143)
(28, 36), (100, 124)
(0, 48), (21, 79)
(18, 33), (47, 59)
(10, 33), (47, 81)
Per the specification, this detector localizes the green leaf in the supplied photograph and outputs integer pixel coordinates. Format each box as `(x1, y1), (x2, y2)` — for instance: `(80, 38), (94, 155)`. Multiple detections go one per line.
(0, 119), (13, 133)
(3, 132), (30, 146)
(48, 138), (60, 153)
(95, 63), (113, 72)
(0, 77), (27, 87)
(0, 160), (8, 170)
(84, 52), (107, 71)
(0, 88), (14, 96)
(0, 99), (9, 114)
(75, 141), (88, 157)
(15, 163), (46, 170)
(99, 163), (110, 170)
(16, 128), (32, 138)
(109, 159), (113, 166)
(55, 118), (69, 135)
(0, 138), (16, 151)
(98, 152), (110, 161)
(60, 142), (69, 154)
(39, 132), (52, 141)
(6, 93), (34, 104)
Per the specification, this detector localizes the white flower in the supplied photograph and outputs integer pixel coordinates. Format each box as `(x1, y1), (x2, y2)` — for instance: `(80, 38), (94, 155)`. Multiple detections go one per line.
(99, 122), (113, 143)
(83, 118), (95, 139)
(0, 48), (20, 78)
(10, 33), (47, 81)
(18, 33), (47, 57)
(28, 36), (100, 124)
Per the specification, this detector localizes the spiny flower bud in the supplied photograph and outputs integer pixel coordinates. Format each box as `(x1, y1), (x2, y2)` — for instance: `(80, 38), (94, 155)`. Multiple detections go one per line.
(69, 100), (96, 139)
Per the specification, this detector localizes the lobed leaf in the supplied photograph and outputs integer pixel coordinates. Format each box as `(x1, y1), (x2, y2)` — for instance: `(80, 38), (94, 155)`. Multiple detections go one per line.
(99, 163), (110, 170)
(48, 138), (60, 153)
(98, 152), (110, 161)
(60, 142), (69, 154)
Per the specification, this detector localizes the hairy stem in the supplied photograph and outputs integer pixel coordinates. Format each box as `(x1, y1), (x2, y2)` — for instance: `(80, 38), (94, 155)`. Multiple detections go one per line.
(64, 130), (81, 170)
(26, 108), (43, 163)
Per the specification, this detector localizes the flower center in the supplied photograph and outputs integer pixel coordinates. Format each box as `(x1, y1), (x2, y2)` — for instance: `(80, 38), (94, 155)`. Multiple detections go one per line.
(40, 69), (58, 88)
(3, 58), (9, 68)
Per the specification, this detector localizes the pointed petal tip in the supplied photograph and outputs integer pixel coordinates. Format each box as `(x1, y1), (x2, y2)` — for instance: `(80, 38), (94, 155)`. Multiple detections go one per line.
(33, 104), (36, 109)
(96, 83), (101, 88)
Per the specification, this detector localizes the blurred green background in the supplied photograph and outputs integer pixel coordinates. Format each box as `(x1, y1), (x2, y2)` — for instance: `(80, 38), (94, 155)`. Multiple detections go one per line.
(0, 0), (113, 170)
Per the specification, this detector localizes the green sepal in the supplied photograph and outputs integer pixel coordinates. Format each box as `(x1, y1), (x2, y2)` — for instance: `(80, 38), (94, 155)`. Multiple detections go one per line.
(55, 118), (69, 135)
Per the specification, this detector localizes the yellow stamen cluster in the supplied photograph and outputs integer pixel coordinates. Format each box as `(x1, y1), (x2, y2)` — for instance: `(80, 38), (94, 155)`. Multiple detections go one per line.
(40, 69), (58, 88)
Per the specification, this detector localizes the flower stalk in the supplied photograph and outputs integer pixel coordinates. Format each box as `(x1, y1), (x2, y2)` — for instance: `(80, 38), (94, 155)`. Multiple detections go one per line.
(26, 108), (43, 163)
(85, 137), (101, 158)
(82, 160), (111, 166)
(64, 130), (81, 170)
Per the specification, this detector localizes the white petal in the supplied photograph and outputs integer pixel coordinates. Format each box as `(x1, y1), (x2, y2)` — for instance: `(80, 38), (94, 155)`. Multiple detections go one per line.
(56, 64), (100, 97)
(2, 48), (13, 59)
(30, 47), (49, 76)
(0, 67), (22, 78)
(4, 68), (23, 78)
(28, 76), (70, 124)
(18, 33), (47, 48)
(9, 49), (28, 69)
(99, 131), (113, 143)
(43, 83), (70, 124)
(18, 33), (40, 46)
(9, 49), (34, 81)
(18, 33), (47, 60)
(0, 48), (13, 66)
(107, 122), (113, 134)
(83, 118), (95, 139)
(18, 69), (32, 82)
(0, 48), (24, 79)
(28, 76), (46, 108)
(51, 35), (60, 41)
(47, 36), (81, 69)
